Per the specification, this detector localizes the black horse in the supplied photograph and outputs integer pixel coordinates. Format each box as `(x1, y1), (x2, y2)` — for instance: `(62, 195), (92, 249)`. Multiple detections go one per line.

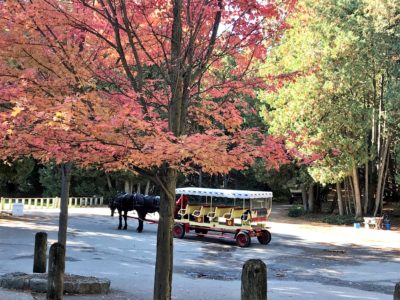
(109, 192), (160, 232)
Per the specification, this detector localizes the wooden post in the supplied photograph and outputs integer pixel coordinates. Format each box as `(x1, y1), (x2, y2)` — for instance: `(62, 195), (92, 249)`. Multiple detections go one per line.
(394, 283), (400, 300)
(33, 232), (47, 273)
(241, 259), (267, 300)
(47, 243), (65, 300)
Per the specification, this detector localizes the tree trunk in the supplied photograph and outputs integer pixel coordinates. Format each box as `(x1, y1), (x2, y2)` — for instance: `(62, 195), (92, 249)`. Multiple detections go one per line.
(314, 184), (322, 213)
(374, 136), (391, 216)
(223, 174), (229, 188)
(344, 179), (349, 215)
(351, 163), (362, 218)
(307, 183), (315, 213)
(379, 143), (390, 213)
(336, 182), (344, 216)
(301, 185), (308, 212)
(373, 73), (388, 216)
(380, 155), (390, 213)
(348, 175), (355, 209)
(198, 170), (203, 188)
(124, 180), (130, 193)
(145, 180), (151, 195)
(58, 163), (72, 247)
(369, 162), (377, 215)
(153, 167), (177, 300)
(105, 172), (113, 191)
(136, 182), (141, 194)
(363, 162), (369, 215)
(214, 174), (219, 188)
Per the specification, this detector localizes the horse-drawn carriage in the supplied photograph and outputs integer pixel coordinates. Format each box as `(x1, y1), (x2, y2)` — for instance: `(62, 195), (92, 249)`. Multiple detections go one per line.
(172, 187), (273, 247)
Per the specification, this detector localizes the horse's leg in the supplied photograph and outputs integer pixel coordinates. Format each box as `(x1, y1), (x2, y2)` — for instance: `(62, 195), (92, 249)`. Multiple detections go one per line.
(118, 209), (122, 230)
(137, 210), (146, 233)
(123, 210), (128, 230)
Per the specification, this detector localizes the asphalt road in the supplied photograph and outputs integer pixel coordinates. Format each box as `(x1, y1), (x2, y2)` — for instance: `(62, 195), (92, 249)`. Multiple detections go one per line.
(0, 205), (399, 299)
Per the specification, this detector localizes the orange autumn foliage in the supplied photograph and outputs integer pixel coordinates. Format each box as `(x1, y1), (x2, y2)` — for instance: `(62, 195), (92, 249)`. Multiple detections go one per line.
(0, 0), (296, 173)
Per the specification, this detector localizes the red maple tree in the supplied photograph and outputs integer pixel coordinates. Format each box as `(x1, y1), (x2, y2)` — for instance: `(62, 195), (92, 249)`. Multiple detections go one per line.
(0, 0), (296, 298)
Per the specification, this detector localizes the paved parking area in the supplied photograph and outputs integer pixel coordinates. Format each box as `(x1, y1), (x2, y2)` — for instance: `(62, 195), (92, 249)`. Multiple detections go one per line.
(0, 205), (399, 299)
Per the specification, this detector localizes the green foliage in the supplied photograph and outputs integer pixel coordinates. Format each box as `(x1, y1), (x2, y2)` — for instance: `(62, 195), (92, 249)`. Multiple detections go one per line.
(70, 167), (109, 197)
(39, 163), (61, 197)
(392, 202), (400, 218)
(241, 161), (286, 193)
(323, 215), (360, 225)
(302, 213), (325, 222)
(39, 163), (113, 197)
(1, 159), (148, 199)
(0, 158), (39, 196)
(288, 205), (304, 217)
(260, 0), (400, 188)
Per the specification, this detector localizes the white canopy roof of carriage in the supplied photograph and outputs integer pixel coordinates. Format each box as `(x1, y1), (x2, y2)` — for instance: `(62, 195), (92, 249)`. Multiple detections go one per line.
(175, 187), (273, 199)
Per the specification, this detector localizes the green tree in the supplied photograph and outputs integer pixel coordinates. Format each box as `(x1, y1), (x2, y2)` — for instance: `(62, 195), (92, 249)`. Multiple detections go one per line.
(39, 163), (62, 197)
(0, 158), (39, 196)
(260, 0), (400, 217)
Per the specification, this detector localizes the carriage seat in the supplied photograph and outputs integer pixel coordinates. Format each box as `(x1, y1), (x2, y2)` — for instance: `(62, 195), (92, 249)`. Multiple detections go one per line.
(215, 207), (234, 225)
(192, 205), (213, 223)
(252, 207), (269, 216)
(227, 208), (251, 226)
(178, 204), (201, 221)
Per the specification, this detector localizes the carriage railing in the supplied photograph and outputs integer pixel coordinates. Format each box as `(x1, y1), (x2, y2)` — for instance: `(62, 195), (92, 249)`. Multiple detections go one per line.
(0, 196), (104, 211)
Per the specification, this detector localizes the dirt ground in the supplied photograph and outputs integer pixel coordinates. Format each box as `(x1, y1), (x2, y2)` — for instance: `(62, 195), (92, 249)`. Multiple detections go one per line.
(0, 204), (399, 300)
(287, 198), (400, 230)
(268, 205), (399, 293)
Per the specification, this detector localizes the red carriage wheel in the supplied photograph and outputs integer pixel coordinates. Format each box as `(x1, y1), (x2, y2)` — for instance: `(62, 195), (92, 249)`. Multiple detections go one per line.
(172, 223), (185, 239)
(236, 231), (251, 247)
(257, 230), (272, 245)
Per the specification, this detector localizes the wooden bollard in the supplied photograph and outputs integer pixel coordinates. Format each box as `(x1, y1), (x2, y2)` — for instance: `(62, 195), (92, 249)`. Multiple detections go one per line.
(33, 232), (47, 273)
(241, 259), (267, 300)
(395, 283), (400, 300)
(47, 243), (65, 300)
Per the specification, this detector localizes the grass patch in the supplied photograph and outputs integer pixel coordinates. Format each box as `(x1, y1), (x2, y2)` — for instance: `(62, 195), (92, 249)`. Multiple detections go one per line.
(288, 205), (304, 218)
(391, 202), (400, 217)
(302, 213), (326, 222)
(322, 215), (361, 225)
